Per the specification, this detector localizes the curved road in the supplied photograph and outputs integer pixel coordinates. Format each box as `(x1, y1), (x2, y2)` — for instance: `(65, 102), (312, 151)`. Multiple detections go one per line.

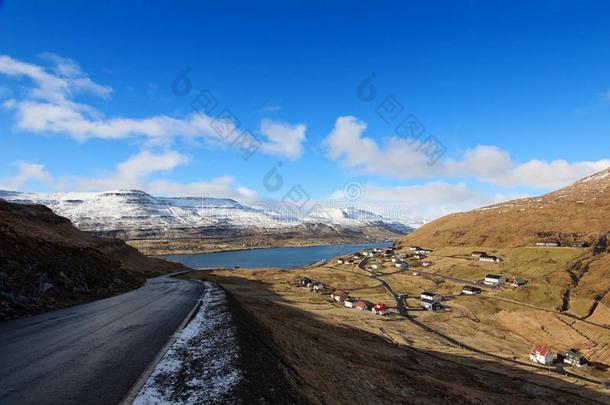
(0, 275), (205, 405)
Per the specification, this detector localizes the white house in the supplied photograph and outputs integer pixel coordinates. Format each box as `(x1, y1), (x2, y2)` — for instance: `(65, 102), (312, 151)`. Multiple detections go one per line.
(420, 298), (442, 311)
(462, 285), (482, 295)
(337, 259), (344, 264)
(420, 292), (442, 302)
(484, 274), (505, 286)
(479, 255), (502, 263)
(529, 345), (553, 365)
(395, 262), (408, 269)
(344, 298), (357, 308)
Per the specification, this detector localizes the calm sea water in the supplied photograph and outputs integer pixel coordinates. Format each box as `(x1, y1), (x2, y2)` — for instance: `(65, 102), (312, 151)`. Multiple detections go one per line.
(162, 243), (389, 269)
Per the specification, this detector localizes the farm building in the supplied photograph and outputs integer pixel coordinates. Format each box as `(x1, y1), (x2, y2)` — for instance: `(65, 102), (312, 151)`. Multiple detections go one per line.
(479, 255), (502, 263)
(372, 302), (388, 315)
(471, 251), (487, 257)
(536, 241), (560, 247)
(462, 285), (482, 295)
(355, 300), (373, 311)
(558, 350), (588, 367)
(420, 298), (442, 311)
(510, 277), (528, 287)
(420, 292), (442, 302)
(344, 298), (358, 308)
(529, 345), (553, 365)
(330, 289), (349, 302)
(484, 274), (505, 286)
(422, 261), (434, 267)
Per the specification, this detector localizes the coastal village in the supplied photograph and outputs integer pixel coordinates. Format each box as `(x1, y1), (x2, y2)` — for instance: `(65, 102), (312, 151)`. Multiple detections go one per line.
(291, 242), (608, 389)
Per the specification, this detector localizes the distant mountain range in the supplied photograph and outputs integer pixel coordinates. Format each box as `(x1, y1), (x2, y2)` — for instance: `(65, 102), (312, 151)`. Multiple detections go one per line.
(0, 190), (414, 242)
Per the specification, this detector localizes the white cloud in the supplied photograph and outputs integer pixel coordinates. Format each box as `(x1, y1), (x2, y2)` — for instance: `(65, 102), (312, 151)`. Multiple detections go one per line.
(259, 119), (306, 160)
(325, 115), (610, 189)
(1, 150), (258, 203)
(0, 54), (307, 159)
(0, 162), (55, 190)
(328, 181), (518, 223)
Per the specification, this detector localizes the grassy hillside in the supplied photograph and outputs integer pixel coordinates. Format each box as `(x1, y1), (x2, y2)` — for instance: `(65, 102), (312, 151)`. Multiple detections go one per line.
(399, 168), (610, 249)
(0, 200), (185, 319)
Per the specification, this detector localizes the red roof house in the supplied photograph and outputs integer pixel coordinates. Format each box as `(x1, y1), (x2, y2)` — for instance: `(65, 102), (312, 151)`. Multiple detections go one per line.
(372, 302), (388, 315)
(356, 300), (372, 311)
(529, 345), (553, 365)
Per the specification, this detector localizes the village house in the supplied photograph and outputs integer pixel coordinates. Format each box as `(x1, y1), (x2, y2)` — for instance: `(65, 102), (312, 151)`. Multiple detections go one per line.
(420, 297), (442, 311)
(479, 254), (502, 263)
(536, 241), (560, 247)
(355, 300), (373, 311)
(391, 257), (398, 263)
(559, 350), (588, 367)
(395, 262), (408, 270)
(569, 241), (589, 248)
(414, 249), (431, 255)
(412, 271), (420, 276)
(370, 264), (380, 270)
(337, 259), (344, 264)
(462, 285), (482, 295)
(312, 282), (326, 292)
(346, 259), (354, 265)
(484, 274), (505, 286)
(422, 261), (434, 267)
(409, 246), (422, 251)
(471, 251), (487, 257)
(372, 302), (388, 315)
(344, 298), (358, 308)
(299, 277), (312, 287)
(330, 289), (349, 302)
(529, 345), (554, 365)
(412, 254), (424, 260)
(510, 277), (528, 287)
(420, 292), (442, 302)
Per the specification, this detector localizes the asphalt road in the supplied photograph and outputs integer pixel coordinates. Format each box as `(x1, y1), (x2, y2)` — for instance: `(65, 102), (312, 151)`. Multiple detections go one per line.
(0, 275), (205, 405)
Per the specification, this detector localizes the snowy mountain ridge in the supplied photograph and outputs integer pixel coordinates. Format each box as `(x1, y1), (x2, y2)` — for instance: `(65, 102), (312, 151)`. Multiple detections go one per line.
(0, 189), (412, 239)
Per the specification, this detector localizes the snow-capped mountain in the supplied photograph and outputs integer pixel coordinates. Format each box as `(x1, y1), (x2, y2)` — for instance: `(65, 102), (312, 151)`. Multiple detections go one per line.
(0, 190), (412, 239)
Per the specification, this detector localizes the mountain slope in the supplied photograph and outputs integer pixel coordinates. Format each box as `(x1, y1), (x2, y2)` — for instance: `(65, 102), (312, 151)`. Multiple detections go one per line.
(0, 190), (412, 244)
(0, 199), (185, 319)
(400, 168), (610, 249)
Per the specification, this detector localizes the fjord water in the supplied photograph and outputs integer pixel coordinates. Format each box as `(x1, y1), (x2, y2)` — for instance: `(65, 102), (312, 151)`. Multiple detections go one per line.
(163, 243), (389, 269)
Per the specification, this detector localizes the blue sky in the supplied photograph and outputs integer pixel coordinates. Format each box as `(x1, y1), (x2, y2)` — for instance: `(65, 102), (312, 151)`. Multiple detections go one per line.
(1, 1), (610, 221)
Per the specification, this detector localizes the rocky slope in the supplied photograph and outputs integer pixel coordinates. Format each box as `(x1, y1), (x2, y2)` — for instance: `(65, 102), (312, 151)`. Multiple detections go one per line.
(0, 200), (185, 319)
(400, 167), (610, 249)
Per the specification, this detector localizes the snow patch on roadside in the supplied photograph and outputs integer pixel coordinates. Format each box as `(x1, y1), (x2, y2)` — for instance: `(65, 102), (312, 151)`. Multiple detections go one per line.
(134, 281), (241, 404)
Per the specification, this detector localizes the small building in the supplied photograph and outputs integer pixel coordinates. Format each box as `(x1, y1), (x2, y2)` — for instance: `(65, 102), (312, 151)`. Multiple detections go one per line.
(536, 241), (560, 247)
(299, 277), (312, 287)
(559, 350), (588, 367)
(479, 255), (502, 263)
(391, 257), (398, 263)
(370, 264), (380, 270)
(355, 300), (373, 311)
(412, 271), (420, 276)
(346, 259), (354, 265)
(414, 249), (431, 255)
(395, 262), (408, 270)
(510, 277), (528, 287)
(462, 285), (482, 295)
(409, 246), (422, 251)
(337, 259), (344, 264)
(471, 251), (487, 257)
(330, 289), (349, 302)
(412, 254), (423, 260)
(529, 345), (553, 365)
(344, 298), (358, 308)
(372, 302), (388, 315)
(420, 292), (442, 302)
(569, 241), (589, 248)
(420, 298), (443, 311)
(422, 261), (434, 267)
(484, 274), (505, 286)
(312, 282), (325, 292)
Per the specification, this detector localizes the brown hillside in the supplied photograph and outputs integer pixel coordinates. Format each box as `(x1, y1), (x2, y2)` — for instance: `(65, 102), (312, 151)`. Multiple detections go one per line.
(0, 200), (186, 319)
(400, 168), (610, 249)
